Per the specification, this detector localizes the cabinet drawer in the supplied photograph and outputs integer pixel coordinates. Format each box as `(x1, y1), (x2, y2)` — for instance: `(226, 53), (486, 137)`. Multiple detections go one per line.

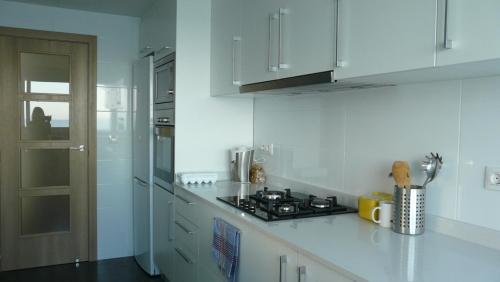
(175, 189), (199, 224)
(173, 243), (197, 282)
(175, 213), (198, 255)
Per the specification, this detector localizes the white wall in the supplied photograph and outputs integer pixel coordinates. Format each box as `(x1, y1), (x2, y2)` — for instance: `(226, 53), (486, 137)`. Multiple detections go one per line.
(175, 0), (253, 174)
(0, 0), (140, 259)
(254, 76), (500, 232)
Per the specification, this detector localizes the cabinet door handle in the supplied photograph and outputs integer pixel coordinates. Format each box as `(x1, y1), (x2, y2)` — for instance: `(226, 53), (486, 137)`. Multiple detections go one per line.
(444, 0), (454, 49)
(176, 195), (194, 205)
(334, 0), (345, 68)
(268, 13), (279, 72)
(232, 36), (242, 86)
(175, 247), (194, 265)
(168, 201), (175, 241)
(278, 8), (290, 70)
(279, 255), (288, 282)
(175, 220), (195, 235)
(298, 266), (307, 282)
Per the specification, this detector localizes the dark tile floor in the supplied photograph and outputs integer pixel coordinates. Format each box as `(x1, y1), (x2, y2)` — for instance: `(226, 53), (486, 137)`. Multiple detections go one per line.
(0, 256), (163, 282)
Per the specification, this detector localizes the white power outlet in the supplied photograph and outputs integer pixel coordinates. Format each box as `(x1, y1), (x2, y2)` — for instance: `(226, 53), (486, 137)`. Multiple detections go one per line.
(259, 144), (274, 156)
(484, 167), (500, 191)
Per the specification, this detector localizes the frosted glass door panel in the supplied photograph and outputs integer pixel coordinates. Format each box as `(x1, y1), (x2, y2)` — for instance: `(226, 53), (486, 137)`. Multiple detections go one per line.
(21, 149), (70, 188)
(21, 53), (70, 95)
(22, 101), (70, 140)
(21, 195), (70, 235)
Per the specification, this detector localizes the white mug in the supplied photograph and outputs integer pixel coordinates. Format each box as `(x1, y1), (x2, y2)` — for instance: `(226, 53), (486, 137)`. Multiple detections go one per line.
(371, 201), (394, 228)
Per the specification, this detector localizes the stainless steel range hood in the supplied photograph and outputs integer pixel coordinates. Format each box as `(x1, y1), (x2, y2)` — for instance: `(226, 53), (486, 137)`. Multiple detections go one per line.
(239, 70), (393, 95)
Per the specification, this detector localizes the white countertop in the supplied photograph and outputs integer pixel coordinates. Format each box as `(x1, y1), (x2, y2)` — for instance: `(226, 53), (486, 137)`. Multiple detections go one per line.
(175, 181), (500, 282)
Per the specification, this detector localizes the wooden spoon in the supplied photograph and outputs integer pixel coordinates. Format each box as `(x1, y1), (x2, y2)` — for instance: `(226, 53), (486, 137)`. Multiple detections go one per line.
(391, 161), (411, 188)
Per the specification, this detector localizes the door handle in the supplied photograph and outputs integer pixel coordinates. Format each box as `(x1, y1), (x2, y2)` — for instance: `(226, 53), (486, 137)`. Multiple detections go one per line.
(176, 195), (194, 205)
(298, 266), (307, 282)
(175, 220), (195, 235)
(268, 13), (279, 72)
(70, 145), (85, 152)
(175, 247), (194, 265)
(278, 8), (290, 70)
(335, 0), (345, 68)
(232, 36), (242, 86)
(279, 255), (288, 282)
(444, 0), (454, 49)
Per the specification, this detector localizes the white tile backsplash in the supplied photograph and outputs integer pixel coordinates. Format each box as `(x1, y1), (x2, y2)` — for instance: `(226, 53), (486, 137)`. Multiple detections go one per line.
(254, 76), (500, 232)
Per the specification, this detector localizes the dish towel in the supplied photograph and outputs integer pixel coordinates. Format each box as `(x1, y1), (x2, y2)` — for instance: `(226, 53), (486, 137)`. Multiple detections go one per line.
(212, 217), (241, 282)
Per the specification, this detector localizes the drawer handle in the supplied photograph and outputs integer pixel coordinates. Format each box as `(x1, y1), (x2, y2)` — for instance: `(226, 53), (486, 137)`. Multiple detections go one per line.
(176, 195), (194, 205)
(298, 266), (307, 282)
(175, 220), (195, 235)
(280, 255), (288, 282)
(175, 247), (194, 265)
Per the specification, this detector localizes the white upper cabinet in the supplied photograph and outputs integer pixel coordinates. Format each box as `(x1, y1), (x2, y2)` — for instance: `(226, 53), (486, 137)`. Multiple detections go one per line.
(334, 0), (437, 80)
(275, 0), (336, 79)
(240, 0), (281, 85)
(436, 0), (500, 66)
(240, 0), (336, 84)
(211, 0), (242, 96)
(139, 0), (176, 56)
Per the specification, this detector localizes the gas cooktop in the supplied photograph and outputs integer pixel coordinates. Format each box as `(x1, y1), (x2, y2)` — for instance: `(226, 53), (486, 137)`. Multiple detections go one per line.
(216, 187), (357, 222)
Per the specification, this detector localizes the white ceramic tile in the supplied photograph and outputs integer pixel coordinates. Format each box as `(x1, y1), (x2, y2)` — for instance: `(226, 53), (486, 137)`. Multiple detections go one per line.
(458, 76), (500, 231)
(97, 62), (133, 87)
(254, 93), (345, 190)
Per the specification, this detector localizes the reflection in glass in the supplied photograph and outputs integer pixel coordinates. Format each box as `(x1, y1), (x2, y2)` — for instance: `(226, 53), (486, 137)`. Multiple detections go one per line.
(21, 195), (70, 235)
(21, 53), (70, 95)
(22, 101), (69, 140)
(21, 149), (69, 188)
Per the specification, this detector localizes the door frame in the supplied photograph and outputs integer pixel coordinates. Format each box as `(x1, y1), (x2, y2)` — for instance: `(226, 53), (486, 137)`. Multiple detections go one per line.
(0, 26), (97, 261)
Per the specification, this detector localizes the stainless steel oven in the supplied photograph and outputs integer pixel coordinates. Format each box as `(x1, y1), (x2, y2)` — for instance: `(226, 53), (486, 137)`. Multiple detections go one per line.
(153, 109), (174, 192)
(154, 53), (175, 106)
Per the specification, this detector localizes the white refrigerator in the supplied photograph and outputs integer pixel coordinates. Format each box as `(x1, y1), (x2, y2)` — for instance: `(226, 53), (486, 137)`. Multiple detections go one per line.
(132, 55), (157, 275)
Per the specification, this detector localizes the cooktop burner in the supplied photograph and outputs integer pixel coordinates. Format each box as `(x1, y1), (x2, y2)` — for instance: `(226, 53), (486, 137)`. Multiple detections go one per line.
(216, 187), (357, 222)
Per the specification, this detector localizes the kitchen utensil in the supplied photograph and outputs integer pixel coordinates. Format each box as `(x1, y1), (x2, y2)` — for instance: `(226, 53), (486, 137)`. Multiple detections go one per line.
(371, 200), (394, 228)
(421, 152), (443, 187)
(358, 192), (393, 221)
(392, 185), (425, 235)
(391, 161), (411, 188)
(230, 146), (254, 183)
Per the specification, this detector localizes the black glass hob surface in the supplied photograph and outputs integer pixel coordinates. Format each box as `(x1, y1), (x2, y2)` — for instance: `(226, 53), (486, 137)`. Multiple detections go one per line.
(216, 187), (357, 222)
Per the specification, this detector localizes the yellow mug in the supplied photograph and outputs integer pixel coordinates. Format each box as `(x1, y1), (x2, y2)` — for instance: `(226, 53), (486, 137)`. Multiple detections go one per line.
(358, 192), (393, 221)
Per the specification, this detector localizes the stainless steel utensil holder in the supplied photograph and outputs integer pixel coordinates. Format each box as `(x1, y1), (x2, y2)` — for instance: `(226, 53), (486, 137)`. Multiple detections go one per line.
(392, 185), (425, 235)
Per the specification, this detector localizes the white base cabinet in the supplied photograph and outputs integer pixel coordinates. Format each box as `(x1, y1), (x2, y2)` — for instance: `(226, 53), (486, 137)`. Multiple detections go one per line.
(153, 185), (174, 280)
(187, 192), (359, 282)
(297, 254), (355, 282)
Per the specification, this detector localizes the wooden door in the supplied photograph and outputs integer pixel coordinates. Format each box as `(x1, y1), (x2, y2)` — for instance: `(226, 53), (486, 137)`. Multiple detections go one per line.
(0, 34), (90, 271)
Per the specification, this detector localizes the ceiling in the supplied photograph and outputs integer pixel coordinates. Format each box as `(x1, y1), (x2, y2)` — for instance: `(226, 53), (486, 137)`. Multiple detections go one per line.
(4, 0), (157, 17)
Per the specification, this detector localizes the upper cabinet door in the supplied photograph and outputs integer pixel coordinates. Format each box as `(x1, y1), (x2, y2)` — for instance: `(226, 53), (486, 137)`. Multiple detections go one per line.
(436, 0), (500, 66)
(240, 0), (280, 84)
(334, 0), (437, 80)
(211, 0), (242, 96)
(275, 0), (336, 79)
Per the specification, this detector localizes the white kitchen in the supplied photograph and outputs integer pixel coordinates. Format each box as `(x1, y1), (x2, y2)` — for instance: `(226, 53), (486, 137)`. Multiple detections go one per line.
(0, 0), (500, 282)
